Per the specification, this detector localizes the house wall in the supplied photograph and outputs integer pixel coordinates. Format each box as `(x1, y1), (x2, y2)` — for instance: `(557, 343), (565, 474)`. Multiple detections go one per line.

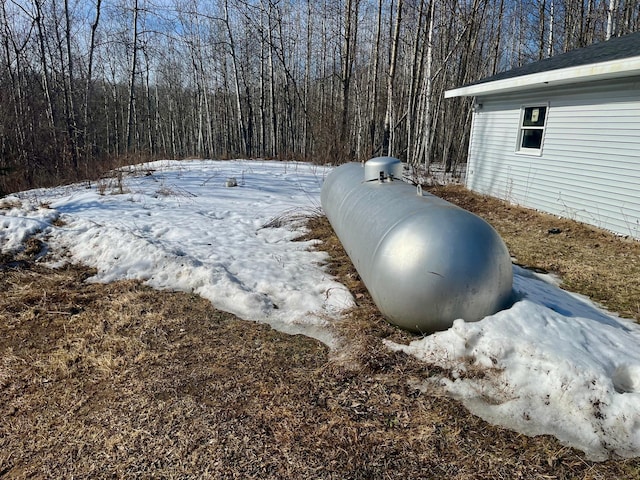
(466, 77), (640, 239)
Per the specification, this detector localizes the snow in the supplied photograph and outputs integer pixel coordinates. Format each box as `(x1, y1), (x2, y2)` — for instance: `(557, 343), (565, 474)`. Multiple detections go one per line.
(386, 266), (640, 460)
(0, 196), (60, 252)
(2, 160), (354, 346)
(3, 158), (640, 460)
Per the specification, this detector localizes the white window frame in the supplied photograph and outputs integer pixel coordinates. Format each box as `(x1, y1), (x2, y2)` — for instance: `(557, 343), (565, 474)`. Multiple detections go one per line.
(516, 103), (549, 156)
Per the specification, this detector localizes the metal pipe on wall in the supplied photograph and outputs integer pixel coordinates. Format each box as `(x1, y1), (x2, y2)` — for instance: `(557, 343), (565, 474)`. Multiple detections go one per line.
(321, 157), (513, 334)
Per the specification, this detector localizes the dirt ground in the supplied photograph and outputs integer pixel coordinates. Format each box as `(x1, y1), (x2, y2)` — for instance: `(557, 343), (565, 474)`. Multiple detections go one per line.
(1, 185), (640, 479)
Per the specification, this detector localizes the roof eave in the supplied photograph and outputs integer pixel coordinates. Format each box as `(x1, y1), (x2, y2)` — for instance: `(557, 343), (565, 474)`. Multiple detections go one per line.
(444, 56), (640, 98)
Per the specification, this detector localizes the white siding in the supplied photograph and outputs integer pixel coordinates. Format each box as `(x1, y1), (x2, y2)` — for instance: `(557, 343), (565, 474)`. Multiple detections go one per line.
(466, 77), (640, 239)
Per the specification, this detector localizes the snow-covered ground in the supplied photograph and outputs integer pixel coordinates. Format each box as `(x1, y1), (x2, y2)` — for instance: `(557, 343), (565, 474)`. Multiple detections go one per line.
(2, 159), (640, 461)
(1, 160), (354, 346)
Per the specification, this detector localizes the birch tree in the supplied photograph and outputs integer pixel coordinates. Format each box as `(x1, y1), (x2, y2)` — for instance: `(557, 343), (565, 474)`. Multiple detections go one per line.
(606, 0), (619, 39)
(1, 0), (639, 194)
(340, 0), (359, 157)
(382, 0), (402, 157)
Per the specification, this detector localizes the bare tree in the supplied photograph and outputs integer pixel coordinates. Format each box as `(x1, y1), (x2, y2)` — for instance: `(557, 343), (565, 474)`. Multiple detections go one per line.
(1, 0), (639, 194)
(548, 0), (555, 57)
(84, 0), (102, 166)
(367, 0), (383, 156)
(339, 0), (359, 159)
(382, 0), (402, 157)
(126, 0), (139, 151)
(491, 0), (505, 74)
(606, 0), (619, 39)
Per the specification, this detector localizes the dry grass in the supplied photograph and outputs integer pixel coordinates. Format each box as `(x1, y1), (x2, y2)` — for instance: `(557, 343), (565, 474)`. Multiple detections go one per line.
(0, 199), (21, 210)
(430, 185), (640, 321)
(1, 185), (640, 478)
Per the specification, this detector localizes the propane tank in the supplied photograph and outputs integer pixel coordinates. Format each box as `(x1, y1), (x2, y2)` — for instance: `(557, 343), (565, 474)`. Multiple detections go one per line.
(321, 157), (513, 334)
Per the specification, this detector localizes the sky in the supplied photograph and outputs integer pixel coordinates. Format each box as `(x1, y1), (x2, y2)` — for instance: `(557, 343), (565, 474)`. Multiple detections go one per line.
(2, 159), (640, 461)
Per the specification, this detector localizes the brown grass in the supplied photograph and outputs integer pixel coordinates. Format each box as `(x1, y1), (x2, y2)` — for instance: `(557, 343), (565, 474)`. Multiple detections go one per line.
(1, 185), (640, 478)
(430, 185), (640, 321)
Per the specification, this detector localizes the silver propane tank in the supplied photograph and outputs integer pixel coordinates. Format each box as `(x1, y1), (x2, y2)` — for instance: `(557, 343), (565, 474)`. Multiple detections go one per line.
(321, 157), (513, 334)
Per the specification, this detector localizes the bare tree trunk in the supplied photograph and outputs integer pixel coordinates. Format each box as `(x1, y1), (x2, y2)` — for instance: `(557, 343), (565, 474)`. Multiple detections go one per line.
(368, 0), (383, 156)
(547, 0), (554, 57)
(491, 0), (505, 75)
(606, 0), (619, 39)
(109, 69), (121, 156)
(224, 0), (247, 156)
(407, 0), (426, 165)
(419, 0), (435, 169)
(340, 0), (358, 159)
(538, 0), (546, 60)
(382, 0), (403, 157)
(259, 10), (267, 156)
(142, 48), (155, 154)
(33, 0), (57, 147)
(84, 0), (102, 169)
(126, 0), (139, 151)
(584, 0), (595, 45)
(155, 83), (165, 156)
(303, 0), (312, 158)
(1, 2), (30, 168)
(267, 2), (277, 157)
(63, 0), (79, 170)
(620, 0), (637, 35)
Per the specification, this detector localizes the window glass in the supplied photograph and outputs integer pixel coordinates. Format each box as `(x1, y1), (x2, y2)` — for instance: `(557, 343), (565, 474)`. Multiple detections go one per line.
(521, 129), (543, 149)
(518, 105), (548, 153)
(522, 106), (546, 127)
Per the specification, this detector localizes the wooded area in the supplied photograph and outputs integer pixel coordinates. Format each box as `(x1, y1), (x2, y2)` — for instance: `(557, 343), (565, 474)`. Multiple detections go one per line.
(1, 0), (639, 194)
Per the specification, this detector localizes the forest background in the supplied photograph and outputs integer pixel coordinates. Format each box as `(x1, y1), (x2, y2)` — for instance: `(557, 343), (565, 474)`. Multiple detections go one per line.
(1, 0), (639, 195)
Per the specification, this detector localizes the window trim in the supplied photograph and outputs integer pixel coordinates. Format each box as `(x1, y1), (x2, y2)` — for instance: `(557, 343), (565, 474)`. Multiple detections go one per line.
(516, 103), (549, 156)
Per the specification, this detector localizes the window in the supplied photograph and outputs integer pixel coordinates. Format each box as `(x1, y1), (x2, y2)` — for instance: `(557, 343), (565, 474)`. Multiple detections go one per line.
(517, 105), (548, 154)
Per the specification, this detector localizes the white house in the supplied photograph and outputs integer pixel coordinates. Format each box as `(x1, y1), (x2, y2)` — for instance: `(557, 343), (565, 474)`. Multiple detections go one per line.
(445, 32), (640, 239)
